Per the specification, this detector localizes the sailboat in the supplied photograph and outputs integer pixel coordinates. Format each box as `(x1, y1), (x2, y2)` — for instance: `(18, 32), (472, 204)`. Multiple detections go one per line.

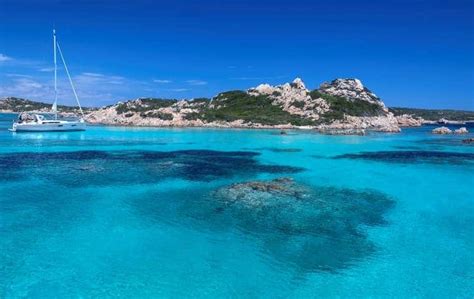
(10, 30), (86, 132)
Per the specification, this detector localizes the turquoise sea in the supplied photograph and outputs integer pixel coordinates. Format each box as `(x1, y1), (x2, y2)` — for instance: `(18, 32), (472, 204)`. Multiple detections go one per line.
(0, 112), (473, 298)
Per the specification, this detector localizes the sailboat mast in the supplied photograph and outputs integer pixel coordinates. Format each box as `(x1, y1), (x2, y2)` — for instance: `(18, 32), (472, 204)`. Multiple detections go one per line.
(53, 29), (58, 119)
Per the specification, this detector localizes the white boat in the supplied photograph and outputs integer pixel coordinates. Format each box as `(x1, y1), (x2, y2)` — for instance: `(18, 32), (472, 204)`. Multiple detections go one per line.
(10, 29), (86, 132)
(10, 114), (86, 132)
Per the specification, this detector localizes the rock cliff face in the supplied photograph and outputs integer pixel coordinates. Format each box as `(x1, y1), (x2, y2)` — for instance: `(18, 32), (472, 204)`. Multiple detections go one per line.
(395, 114), (424, 127)
(86, 77), (403, 133)
(87, 98), (209, 127)
(248, 78), (329, 121)
(319, 78), (384, 106)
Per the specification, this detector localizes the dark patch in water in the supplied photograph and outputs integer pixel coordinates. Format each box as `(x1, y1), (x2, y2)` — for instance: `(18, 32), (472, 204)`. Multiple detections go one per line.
(392, 145), (423, 150)
(169, 178), (395, 274)
(242, 147), (302, 153)
(334, 150), (474, 165)
(415, 138), (474, 147)
(269, 148), (302, 153)
(0, 150), (304, 185)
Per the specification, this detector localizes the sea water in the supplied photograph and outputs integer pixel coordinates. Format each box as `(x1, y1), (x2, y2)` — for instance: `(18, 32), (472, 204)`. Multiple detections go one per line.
(0, 113), (473, 298)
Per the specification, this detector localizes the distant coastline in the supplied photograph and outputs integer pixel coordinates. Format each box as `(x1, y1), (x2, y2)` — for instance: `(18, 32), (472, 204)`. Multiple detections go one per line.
(2, 78), (473, 135)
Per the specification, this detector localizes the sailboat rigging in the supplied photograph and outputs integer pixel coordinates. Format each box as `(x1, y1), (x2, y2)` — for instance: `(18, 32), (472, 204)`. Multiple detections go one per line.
(10, 29), (86, 132)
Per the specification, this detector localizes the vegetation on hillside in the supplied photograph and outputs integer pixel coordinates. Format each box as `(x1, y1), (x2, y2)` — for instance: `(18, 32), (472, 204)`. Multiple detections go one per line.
(389, 107), (474, 121)
(139, 111), (174, 120)
(0, 97), (93, 113)
(310, 90), (385, 121)
(194, 90), (316, 126)
(116, 98), (177, 114)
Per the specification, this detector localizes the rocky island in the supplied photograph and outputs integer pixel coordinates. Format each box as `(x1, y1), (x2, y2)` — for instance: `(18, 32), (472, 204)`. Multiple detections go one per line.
(2, 77), (473, 134)
(85, 78), (410, 133)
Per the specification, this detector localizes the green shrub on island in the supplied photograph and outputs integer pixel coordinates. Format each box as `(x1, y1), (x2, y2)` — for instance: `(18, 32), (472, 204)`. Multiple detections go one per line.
(310, 90), (385, 118)
(201, 90), (315, 126)
(292, 100), (305, 109)
(190, 98), (211, 104)
(183, 112), (201, 121)
(140, 111), (174, 120)
(116, 98), (177, 114)
(0, 97), (92, 113)
(389, 107), (474, 121)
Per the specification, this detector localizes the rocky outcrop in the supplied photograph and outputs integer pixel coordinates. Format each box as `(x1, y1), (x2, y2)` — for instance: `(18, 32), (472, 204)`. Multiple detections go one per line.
(432, 126), (452, 134)
(431, 126), (469, 135)
(86, 98), (208, 127)
(396, 114), (424, 127)
(319, 78), (384, 107)
(248, 78), (329, 121)
(454, 127), (469, 134)
(317, 114), (401, 133)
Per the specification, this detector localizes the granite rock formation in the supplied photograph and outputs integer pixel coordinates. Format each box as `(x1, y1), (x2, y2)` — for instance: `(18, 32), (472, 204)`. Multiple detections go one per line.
(432, 126), (452, 134)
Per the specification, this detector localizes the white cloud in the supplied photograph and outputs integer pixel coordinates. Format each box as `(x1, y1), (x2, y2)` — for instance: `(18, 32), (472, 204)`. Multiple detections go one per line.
(38, 67), (55, 72)
(0, 53), (12, 62)
(153, 79), (172, 84)
(0, 58), (201, 105)
(0, 71), (136, 106)
(6, 73), (32, 78)
(0, 78), (47, 100)
(186, 79), (207, 86)
(81, 72), (104, 77)
(75, 72), (126, 85)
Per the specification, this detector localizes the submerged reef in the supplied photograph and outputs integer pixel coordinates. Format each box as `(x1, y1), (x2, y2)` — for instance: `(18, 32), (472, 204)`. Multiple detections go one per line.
(334, 150), (474, 165)
(182, 178), (395, 273)
(0, 150), (304, 185)
(242, 147), (303, 153)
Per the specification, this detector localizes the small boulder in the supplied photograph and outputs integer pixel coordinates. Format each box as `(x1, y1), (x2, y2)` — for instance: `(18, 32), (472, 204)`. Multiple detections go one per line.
(432, 126), (452, 134)
(454, 127), (469, 134)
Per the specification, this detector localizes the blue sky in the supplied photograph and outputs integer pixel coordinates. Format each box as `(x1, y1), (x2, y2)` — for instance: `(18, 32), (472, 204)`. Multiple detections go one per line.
(0, 0), (473, 109)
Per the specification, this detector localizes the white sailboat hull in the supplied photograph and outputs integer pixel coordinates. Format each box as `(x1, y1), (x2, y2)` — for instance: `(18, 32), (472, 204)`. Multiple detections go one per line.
(10, 120), (86, 132)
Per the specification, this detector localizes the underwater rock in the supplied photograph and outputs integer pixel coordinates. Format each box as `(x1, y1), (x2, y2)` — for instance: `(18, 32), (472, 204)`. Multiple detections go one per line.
(462, 138), (474, 144)
(242, 147), (302, 153)
(204, 177), (395, 273)
(454, 127), (469, 134)
(212, 178), (308, 208)
(432, 126), (452, 134)
(269, 148), (302, 153)
(317, 128), (366, 135)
